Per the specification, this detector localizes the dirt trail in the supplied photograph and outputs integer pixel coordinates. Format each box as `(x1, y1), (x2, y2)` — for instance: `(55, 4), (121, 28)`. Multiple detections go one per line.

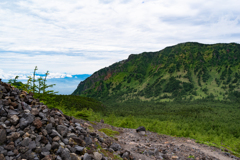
(92, 122), (239, 160)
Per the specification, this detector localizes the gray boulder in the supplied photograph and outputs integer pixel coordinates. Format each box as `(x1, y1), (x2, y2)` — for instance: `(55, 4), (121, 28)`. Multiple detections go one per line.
(110, 143), (121, 151)
(136, 126), (146, 132)
(57, 125), (68, 137)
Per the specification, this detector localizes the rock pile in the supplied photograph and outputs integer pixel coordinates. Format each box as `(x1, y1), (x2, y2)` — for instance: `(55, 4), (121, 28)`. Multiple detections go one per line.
(0, 80), (133, 160)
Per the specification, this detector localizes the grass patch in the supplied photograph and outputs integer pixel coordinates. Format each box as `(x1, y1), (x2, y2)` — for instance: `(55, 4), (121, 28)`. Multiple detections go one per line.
(98, 128), (120, 137)
(98, 148), (123, 160)
(90, 121), (97, 125)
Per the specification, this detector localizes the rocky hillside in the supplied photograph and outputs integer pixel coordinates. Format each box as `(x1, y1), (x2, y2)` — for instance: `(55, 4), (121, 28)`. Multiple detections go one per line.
(72, 42), (240, 103)
(0, 79), (133, 160)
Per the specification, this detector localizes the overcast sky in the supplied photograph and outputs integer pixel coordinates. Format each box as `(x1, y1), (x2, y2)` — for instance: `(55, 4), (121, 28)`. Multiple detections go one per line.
(1, 0), (240, 80)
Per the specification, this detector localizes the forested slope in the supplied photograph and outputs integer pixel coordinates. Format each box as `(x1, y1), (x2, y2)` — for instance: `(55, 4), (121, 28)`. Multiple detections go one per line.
(72, 42), (240, 103)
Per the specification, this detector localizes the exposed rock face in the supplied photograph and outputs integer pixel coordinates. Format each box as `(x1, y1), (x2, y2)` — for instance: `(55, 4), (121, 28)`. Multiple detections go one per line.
(0, 80), (134, 160)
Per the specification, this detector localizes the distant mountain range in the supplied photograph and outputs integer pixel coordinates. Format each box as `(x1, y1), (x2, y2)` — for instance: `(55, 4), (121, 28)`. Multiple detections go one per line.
(72, 42), (240, 103)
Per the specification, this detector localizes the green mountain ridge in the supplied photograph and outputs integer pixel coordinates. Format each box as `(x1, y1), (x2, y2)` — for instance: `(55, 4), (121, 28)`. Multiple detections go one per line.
(72, 42), (240, 103)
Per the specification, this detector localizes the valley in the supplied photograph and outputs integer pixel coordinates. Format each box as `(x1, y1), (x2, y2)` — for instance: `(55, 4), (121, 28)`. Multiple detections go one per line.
(70, 42), (240, 157)
(3, 42), (240, 159)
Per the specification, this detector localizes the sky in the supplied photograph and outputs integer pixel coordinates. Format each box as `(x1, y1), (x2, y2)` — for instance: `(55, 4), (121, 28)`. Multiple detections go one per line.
(1, 0), (240, 94)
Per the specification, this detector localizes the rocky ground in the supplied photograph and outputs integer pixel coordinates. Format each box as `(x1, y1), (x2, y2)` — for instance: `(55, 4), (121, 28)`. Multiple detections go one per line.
(93, 123), (240, 160)
(0, 79), (239, 160)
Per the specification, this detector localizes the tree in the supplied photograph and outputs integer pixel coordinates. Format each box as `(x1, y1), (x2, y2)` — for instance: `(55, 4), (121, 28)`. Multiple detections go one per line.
(32, 66), (38, 94)
(7, 67), (58, 101)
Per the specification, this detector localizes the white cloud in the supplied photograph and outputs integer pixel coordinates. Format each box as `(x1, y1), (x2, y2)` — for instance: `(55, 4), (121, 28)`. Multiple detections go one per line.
(0, 68), (74, 80)
(1, 0), (240, 77)
(0, 52), (126, 76)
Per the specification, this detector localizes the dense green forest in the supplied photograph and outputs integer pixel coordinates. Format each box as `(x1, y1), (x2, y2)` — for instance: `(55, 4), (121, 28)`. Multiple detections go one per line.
(101, 99), (240, 155)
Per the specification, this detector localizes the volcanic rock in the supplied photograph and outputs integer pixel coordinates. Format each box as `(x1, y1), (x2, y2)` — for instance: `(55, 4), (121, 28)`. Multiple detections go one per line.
(0, 81), (134, 160)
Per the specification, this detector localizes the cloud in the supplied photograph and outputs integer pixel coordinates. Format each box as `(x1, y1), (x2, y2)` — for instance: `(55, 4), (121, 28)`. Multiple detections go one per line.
(0, 51), (126, 76)
(1, 0), (240, 77)
(0, 68), (73, 80)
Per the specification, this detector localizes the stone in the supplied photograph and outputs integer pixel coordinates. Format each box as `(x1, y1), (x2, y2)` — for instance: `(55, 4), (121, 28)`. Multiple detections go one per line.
(75, 145), (85, 155)
(35, 135), (42, 142)
(31, 108), (39, 115)
(40, 136), (49, 144)
(67, 133), (77, 138)
(51, 129), (62, 138)
(83, 153), (92, 160)
(45, 143), (52, 151)
(13, 149), (19, 155)
(154, 148), (159, 156)
(75, 126), (84, 131)
(19, 118), (29, 129)
(22, 132), (30, 138)
(20, 138), (31, 147)
(122, 151), (130, 159)
(93, 152), (102, 160)
(14, 138), (22, 146)
(39, 112), (47, 121)
(4, 120), (11, 126)
(45, 123), (52, 134)
(56, 146), (63, 155)
(57, 125), (68, 137)
(172, 155), (179, 159)
(84, 137), (92, 145)
(4, 142), (14, 151)
(9, 115), (19, 125)
(136, 126), (146, 132)
(10, 102), (18, 108)
(72, 137), (85, 146)
(110, 143), (121, 151)
(0, 129), (6, 144)
(42, 155), (53, 160)
(53, 136), (60, 142)
(0, 154), (6, 160)
(108, 148), (114, 153)
(28, 141), (36, 150)
(60, 148), (70, 160)
(51, 142), (60, 150)
(43, 108), (48, 113)
(9, 132), (20, 141)
(0, 105), (7, 116)
(33, 119), (42, 129)
(162, 154), (170, 159)
(59, 142), (65, 147)
(22, 113), (35, 124)
(7, 110), (19, 115)
(0, 117), (7, 122)
(69, 146), (76, 153)
(50, 117), (55, 124)
(70, 153), (81, 160)
(42, 129), (48, 136)
(138, 131), (146, 136)
(41, 151), (50, 157)
(7, 151), (14, 156)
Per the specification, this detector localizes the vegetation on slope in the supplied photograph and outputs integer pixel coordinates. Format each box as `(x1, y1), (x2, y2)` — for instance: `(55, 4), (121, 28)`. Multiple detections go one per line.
(72, 42), (240, 103)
